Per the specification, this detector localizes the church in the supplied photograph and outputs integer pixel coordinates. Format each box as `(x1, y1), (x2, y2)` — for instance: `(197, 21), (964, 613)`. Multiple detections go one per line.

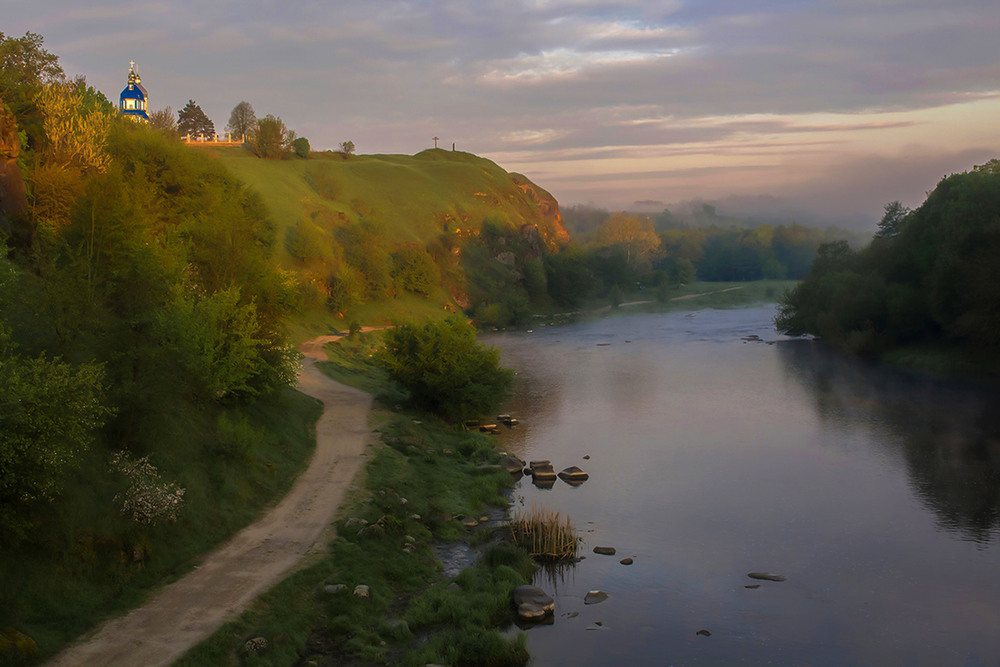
(119, 61), (149, 122)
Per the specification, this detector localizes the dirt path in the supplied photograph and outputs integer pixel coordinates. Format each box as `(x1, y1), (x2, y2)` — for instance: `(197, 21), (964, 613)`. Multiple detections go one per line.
(47, 337), (372, 667)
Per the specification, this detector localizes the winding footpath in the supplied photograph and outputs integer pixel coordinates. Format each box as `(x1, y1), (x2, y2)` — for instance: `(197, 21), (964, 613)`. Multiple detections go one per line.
(47, 336), (372, 667)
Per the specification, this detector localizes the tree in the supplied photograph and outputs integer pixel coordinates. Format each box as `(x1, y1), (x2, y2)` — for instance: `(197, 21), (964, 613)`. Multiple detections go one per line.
(391, 244), (439, 296)
(156, 285), (266, 401)
(593, 212), (661, 268)
(36, 81), (113, 172)
(0, 323), (111, 536)
(148, 106), (177, 135)
(875, 201), (911, 239)
(339, 140), (355, 156)
(226, 100), (255, 140)
(291, 136), (310, 158)
(250, 114), (288, 159)
(177, 100), (215, 138)
(378, 316), (514, 420)
(0, 31), (64, 149)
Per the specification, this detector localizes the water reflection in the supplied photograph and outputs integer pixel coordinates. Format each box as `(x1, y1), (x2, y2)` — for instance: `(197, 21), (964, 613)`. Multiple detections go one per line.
(491, 308), (1000, 665)
(778, 340), (1000, 544)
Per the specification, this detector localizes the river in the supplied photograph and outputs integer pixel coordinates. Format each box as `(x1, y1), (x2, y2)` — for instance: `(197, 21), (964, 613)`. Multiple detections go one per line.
(489, 305), (1000, 666)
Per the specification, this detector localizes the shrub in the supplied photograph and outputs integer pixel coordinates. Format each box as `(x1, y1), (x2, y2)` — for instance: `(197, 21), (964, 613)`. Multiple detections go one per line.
(377, 316), (513, 420)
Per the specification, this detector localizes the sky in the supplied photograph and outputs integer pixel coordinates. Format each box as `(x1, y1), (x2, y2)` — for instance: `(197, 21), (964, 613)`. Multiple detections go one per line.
(5, 0), (1000, 229)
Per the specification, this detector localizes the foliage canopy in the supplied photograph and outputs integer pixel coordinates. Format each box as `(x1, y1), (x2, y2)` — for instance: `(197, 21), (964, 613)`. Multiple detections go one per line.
(177, 99), (215, 138)
(378, 316), (514, 420)
(776, 160), (1000, 358)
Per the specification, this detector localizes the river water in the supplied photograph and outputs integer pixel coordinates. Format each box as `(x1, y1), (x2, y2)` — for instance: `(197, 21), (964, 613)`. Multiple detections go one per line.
(489, 306), (1000, 666)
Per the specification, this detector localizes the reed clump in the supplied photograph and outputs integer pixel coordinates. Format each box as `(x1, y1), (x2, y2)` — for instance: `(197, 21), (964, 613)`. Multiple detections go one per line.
(509, 508), (579, 562)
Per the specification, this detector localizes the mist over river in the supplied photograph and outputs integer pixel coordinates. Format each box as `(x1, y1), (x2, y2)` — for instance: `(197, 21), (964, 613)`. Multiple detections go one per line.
(488, 306), (1000, 666)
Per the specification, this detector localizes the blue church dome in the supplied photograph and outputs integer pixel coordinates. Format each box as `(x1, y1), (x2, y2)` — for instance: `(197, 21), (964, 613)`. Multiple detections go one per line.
(120, 61), (149, 121)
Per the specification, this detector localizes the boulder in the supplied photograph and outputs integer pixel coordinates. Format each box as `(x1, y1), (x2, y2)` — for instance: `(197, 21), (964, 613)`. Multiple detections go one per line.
(747, 572), (786, 582)
(323, 583), (347, 594)
(620, 557), (634, 565)
(584, 590), (608, 605)
(513, 585), (554, 620)
(353, 584), (371, 600)
(517, 602), (549, 620)
(593, 546), (616, 555)
(499, 454), (526, 473)
(529, 461), (557, 482)
(558, 466), (589, 483)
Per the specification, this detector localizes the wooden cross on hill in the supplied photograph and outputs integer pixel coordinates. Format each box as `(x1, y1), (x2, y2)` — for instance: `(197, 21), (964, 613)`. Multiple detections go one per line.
(433, 136), (439, 148)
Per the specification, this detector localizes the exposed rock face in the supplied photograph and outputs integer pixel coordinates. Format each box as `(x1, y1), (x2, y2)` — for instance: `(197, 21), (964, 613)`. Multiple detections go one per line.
(509, 172), (571, 250)
(514, 585), (555, 620)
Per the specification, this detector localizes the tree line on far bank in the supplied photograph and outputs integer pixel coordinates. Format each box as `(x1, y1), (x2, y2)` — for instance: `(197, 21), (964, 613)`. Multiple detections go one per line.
(776, 159), (1000, 366)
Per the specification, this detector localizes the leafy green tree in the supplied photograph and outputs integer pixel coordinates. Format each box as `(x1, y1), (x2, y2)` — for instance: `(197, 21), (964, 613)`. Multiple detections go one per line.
(291, 136), (310, 158)
(0, 31), (64, 150)
(544, 246), (594, 308)
(392, 244), (439, 296)
(36, 80), (114, 172)
(593, 212), (660, 268)
(339, 219), (393, 299)
(156, 285), (267, 401)
(777, 160), (1000, 356)
(327, 264), (366, 315)
(250, 114), (288, 159)
(339, 140), (355, 156)
(378, 316), (514, 420)
(225, 100), (255, 140)
(0, 323), (111, 536)
(875, 201), (911, 239)
(177, 100), (215, 138)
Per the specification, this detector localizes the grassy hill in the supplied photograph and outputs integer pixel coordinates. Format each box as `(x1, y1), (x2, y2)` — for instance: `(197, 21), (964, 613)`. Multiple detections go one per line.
(201, 147), (569, 335)
(214, 147), (567, 261)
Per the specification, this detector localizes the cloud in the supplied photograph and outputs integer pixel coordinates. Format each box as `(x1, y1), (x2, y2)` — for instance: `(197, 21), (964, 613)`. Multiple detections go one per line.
(479, 47), (677, 85)
(501, 129), (572, 145)
(5, 0), (999, 228)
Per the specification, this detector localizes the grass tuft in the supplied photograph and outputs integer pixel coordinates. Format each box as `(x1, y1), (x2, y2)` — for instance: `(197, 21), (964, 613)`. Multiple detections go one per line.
(509, 507), (579, 562)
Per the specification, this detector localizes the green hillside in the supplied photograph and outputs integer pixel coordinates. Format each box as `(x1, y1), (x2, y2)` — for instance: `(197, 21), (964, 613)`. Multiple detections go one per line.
(215, 148), (567, 259)
(203, 147), (569, 333)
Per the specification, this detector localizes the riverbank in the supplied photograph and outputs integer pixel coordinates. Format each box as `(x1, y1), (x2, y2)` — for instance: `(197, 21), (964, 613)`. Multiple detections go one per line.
(178, 332), (535, 666)
(524, 280), (797, 328)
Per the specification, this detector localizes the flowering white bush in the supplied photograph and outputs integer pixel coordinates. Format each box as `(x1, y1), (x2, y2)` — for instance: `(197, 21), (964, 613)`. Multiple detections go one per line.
(110, 451), (186, 525)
